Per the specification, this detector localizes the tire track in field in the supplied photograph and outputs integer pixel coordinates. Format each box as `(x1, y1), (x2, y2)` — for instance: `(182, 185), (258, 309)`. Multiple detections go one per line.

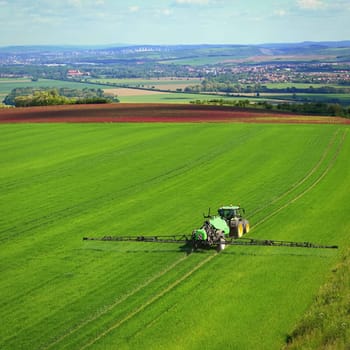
(80, 253), (216, 350)
(42, 254), (188, 350)
(249, 129), (340, 218)
(252, 129), (347, 229)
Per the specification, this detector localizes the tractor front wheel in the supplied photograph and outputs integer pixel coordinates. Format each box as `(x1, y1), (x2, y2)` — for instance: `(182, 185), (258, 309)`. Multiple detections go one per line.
(237, 223), (244, 238)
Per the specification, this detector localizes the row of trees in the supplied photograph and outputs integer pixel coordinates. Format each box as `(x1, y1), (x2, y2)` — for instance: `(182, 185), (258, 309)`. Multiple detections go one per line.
(190, 99), (350, 118)
(184, 78), (350, 95)
(275, 102), (350, 117)
(4, 88), (119, 107)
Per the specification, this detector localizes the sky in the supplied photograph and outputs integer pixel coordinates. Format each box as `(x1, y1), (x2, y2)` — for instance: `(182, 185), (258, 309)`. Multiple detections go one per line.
(0, 0), (349, 46)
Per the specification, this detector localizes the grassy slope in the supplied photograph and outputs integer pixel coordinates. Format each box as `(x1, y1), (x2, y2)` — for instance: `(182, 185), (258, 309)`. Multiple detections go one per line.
(284, 248), (350, 349)
(0, 123), (349, 349)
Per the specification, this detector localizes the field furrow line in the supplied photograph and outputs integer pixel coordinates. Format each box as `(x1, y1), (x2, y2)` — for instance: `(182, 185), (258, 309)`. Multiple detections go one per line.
(250, 129), (340, 218)
(80, 253), (216, 350)
(42, 254), (188, 350)
(253, 129), (347, 229)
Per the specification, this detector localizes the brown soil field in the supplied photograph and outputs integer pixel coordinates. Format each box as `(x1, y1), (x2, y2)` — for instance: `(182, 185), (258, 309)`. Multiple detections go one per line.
(0, 103), (349, 124)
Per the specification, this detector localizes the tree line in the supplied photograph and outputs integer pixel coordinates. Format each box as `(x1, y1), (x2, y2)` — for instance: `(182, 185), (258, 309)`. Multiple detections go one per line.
(3, 87), (119, 107)
(190, 99), (350, 118)
(184, 78), (350, 95)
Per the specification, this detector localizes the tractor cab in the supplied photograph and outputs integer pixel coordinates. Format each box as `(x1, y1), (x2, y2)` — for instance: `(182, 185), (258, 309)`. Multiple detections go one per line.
(218, 206), (244, 221)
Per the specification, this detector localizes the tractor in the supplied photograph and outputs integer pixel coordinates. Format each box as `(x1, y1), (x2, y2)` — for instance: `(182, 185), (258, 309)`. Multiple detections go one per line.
(83, 204), (337, 252)
(192, 205), (250, 251)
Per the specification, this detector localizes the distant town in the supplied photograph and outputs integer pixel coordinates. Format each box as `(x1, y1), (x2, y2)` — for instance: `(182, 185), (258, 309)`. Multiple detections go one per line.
(1, 43), (350, 86)
(1, 42), (350, 113)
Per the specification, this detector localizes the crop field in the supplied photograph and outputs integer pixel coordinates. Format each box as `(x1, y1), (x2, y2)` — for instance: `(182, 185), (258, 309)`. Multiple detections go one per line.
(91, 78), (202, 91)
(1, 115), (350, 349)
(0, 77), (248, 105)
(266, 93), (350, 106)
(261, 82), (348, 89)
(116, 91), (243, 104)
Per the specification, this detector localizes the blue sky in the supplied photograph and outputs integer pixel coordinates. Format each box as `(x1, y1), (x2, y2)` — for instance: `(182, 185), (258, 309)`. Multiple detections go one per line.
(0, 0), (349, 46)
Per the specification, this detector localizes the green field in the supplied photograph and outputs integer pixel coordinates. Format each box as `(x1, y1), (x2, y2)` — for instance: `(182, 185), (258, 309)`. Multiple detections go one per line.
(117, 92), (252, 104)
(260, 82), (349, 89)
(0, 78), (111, 102)
(262, 93), (350, 106)
(295, 93), (350, 105)
(1, 78), (349, 106)
(0, 78), (248, 105)
(1, 122), (349, 349)
(90, 78), (201, 90)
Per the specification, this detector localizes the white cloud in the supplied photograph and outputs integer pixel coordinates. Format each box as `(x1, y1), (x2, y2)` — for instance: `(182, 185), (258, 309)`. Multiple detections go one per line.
(67, 0), (82, 7)
(129, 5), (140, 12)
(175, 0), (210, 5)
(31, 16), (56, 24)
(327, 0), (350, 12)
(153, 7), (173, 17)
(297, 0), (324, 9)
(274, 9), (287, 16)
(162, 8), (172, 16)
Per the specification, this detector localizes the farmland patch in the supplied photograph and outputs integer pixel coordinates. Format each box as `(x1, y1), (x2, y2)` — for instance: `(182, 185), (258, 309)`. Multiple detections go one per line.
(0, 122), (349, 349)
(1, 103), (349, 124)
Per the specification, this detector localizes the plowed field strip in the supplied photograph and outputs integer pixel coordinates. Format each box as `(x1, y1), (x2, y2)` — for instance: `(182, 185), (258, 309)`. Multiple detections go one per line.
(42, 255), (188, 350)
(1, 104), (349, 124)
(80, 254), (216, 350)
(249, 129), (340, 218)
(253, 130), (347, 229)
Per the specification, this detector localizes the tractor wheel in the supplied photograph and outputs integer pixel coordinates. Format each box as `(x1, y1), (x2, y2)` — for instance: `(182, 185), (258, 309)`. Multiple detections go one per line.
(244, 223), (250, 234)
(237, 223), (244, 238)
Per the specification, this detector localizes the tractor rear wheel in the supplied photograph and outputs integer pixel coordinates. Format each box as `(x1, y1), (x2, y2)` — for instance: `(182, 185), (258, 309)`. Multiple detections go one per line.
(244, 223), (250, 234)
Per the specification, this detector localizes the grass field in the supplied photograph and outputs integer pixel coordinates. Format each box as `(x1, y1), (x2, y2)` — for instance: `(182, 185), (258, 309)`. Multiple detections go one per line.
(116, 91), (247, 103)
(90, 78), (202, 91)
(1, 121), (349, 349)
(265, 93), (350, 105)
(261, 82), (348, 89)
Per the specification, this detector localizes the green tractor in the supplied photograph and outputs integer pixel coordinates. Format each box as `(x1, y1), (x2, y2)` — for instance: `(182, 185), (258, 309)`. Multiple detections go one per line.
(192, 205), (250, 251)
(83, 204), (337, 252)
